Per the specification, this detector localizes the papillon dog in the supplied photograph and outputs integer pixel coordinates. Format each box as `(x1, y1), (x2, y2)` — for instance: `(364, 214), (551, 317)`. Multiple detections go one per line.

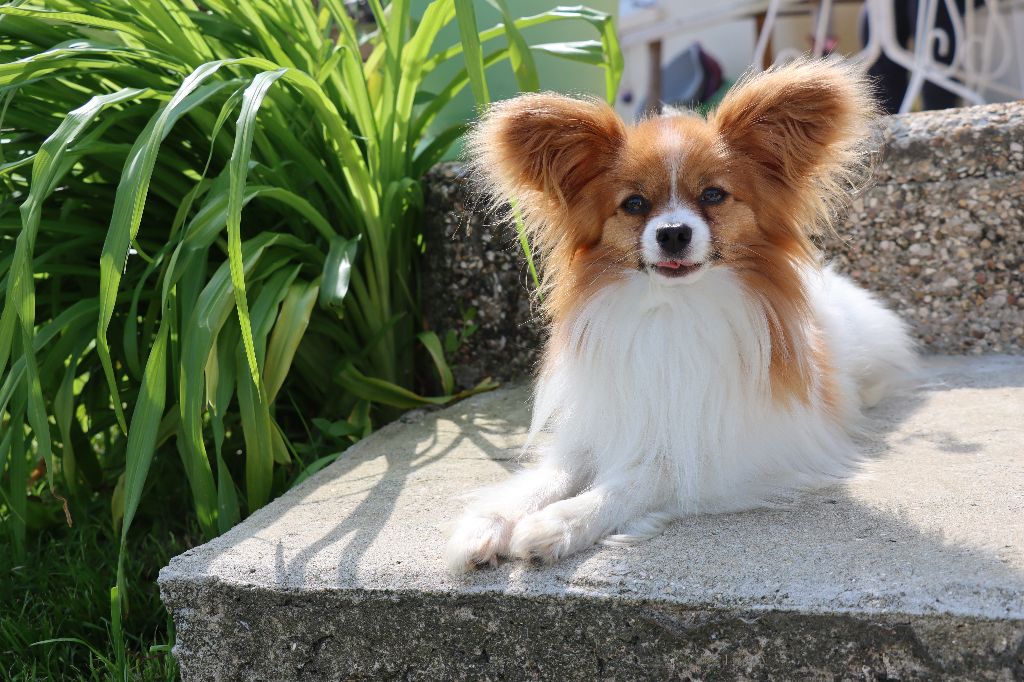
(446, 59), (916, 572)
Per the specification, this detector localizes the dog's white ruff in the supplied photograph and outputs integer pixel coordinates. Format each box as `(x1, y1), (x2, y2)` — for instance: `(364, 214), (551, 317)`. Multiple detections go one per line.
(446, 266), (914, 571)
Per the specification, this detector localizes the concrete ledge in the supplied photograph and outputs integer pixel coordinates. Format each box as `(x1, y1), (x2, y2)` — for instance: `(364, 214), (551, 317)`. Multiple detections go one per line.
(871, 102), (1024, 184)
(160, 357), (1024, 680)
(422, 101), (1024, 388)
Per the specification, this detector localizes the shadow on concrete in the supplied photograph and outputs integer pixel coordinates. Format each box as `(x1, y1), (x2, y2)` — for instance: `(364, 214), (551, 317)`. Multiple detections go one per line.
(162, 383), (529, 590)
(299, 386), (531, 589)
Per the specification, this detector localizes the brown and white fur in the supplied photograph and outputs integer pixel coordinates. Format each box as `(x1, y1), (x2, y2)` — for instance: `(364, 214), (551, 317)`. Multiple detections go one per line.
(446, 59), (916, 572)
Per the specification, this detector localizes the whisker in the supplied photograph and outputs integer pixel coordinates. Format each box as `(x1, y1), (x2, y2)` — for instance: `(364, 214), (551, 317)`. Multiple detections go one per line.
(710, 239), (770, 263)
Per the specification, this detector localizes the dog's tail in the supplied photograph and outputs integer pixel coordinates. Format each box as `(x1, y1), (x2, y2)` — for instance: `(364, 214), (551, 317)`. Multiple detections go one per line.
(600, 511), (676, 547)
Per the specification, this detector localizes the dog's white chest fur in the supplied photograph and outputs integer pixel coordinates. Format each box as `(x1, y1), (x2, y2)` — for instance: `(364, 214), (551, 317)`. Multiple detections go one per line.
(446, 265), (913, 571)
(532, 267), (896, 515)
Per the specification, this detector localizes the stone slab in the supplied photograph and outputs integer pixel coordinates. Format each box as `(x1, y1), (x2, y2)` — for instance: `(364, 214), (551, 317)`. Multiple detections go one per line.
(160, 356), (1024, 680)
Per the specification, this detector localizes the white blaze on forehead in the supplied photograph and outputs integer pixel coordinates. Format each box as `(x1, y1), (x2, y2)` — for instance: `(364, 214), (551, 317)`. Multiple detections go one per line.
(660, 118), (686, 206)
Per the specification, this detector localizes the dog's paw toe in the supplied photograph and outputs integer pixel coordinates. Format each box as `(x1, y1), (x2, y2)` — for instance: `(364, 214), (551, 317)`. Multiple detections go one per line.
(509, 512), (571, 564)
(445, 514), (513, 573)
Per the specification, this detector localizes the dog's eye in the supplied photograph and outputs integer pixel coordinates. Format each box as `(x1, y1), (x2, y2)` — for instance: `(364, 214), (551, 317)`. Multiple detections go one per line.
(699, 187), (727, 205)
(621, 194), (650, 215)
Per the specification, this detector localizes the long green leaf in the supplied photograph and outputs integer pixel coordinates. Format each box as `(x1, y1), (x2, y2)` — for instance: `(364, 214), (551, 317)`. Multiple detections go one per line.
(178, 234), (281, 534)
(4, 403), (27, 561)
(417, 330), (454, 396)
(319, 235), (358, 316)
(485, 0), (540, 92)
(236, 346), (273, 512)
(97, 67), (232, 432)
(532, 40), (607, 66)
(227, 68), (288, 392)
(116, 321), (170, 604)
(265, 279), (319, 402)
(4, 88), (146, 455)
(210, 327), (241, 534)
(0, 5), (141, 35)
(337, 363), (454, 409)
(453, 0), (490, 105)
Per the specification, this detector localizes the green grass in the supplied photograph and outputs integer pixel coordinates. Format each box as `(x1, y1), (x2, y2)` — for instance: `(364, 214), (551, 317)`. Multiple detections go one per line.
(0, 1), (622, 677)
(1, 486), (192, 680)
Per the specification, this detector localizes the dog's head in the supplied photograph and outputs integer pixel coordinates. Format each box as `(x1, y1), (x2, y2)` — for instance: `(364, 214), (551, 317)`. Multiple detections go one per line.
(468, 59), (876, 321)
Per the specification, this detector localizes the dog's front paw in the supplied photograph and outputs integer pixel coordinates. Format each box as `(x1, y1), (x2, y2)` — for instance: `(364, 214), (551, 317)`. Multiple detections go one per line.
(445, 514), (514, 573)
(509, 511), (573, 564)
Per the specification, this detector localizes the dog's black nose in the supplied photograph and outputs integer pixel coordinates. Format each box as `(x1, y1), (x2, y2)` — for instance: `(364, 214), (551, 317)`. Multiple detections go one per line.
(655, 225), (692, 255)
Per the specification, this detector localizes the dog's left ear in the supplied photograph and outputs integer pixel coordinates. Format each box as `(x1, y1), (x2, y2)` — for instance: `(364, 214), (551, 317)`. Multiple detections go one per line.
(467, 92), (624, 211)
(711, 59), (876, 199)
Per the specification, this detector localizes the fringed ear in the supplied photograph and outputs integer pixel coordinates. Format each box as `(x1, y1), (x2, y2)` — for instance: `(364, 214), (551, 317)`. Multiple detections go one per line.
(710, 59), (878, 233)
(466, 93), (626, 310)
(467, 92), (624, 209)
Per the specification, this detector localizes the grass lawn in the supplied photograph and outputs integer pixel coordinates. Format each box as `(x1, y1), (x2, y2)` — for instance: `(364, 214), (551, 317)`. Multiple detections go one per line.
(1, 489), (196, 680)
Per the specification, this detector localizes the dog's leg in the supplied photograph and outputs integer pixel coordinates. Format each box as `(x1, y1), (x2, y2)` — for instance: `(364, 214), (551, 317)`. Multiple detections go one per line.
(446, 464), (579, 572)
(509, 470), (662, 564)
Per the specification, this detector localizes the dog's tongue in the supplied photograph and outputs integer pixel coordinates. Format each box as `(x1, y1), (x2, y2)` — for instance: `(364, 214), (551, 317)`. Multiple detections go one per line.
(656, 259), (696, 269)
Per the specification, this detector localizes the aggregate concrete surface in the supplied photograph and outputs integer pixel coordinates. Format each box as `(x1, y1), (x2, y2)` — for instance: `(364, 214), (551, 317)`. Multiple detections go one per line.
(160, 356), (1024, 680)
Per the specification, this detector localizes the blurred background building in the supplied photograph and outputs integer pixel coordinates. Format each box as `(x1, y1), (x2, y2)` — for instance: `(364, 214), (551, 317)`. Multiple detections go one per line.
(616, 0), (1024, 119)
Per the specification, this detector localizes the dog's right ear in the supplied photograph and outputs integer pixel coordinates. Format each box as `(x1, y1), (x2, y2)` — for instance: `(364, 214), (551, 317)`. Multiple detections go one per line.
(467, 93), (625, 209)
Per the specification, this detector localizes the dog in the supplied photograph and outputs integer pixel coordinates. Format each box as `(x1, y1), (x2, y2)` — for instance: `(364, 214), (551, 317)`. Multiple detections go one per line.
(446, 59), (916, 572)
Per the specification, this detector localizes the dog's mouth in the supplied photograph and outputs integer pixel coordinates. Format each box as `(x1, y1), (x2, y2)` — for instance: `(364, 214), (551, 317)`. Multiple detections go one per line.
(651, 259), (703, 278)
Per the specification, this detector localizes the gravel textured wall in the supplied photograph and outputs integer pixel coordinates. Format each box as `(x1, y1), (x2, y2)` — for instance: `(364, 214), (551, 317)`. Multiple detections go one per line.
(421, 101), (1024, 388)
(422, 164), (546, 387)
